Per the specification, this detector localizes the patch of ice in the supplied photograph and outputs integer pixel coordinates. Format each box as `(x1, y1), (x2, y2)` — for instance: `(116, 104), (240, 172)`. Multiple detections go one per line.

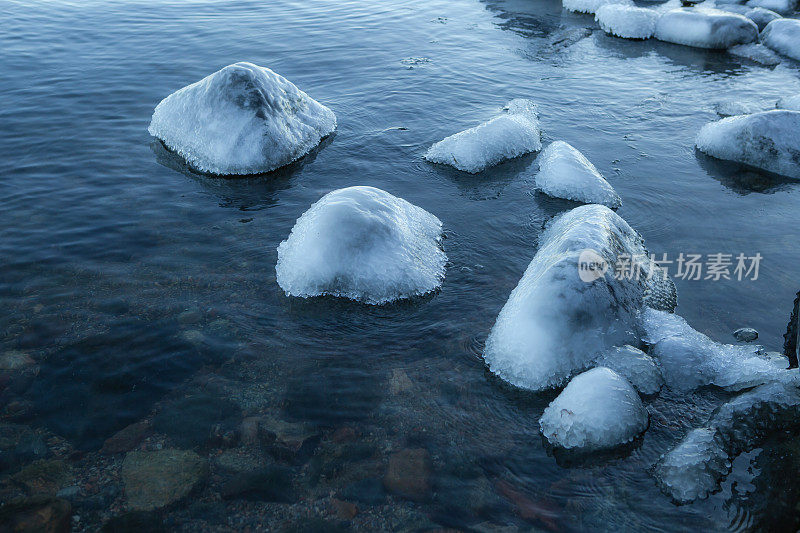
(424, 99), (541, 173)
(712, 99), (770, 117)
(148, 62), (336, 175)
(595, 5), (659, 39)
(777, 94), (800, 110)
(728, 43), (782, 66)
(275, 186), (446, 304)
(563, 0), (633, 15)
(534, 141), (622, 208)
(540, 367), (648, 450)
(746, 0), (797, 15)
(594, 345), (664, 395)
(696, 110), (800, 178)
(761, 18), (800, 61)
(717, 5), (781, 30)
(655, 428), (728, 503)
(654, 8), (759, 49)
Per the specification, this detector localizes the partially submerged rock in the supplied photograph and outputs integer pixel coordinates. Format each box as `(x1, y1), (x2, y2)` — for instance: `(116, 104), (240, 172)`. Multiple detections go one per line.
(654, 8), (759, 49)
(563, 0), (632, 15)
(424, 99), (541, 173)
(761, 18), (800, 62)
(148, 62), (336, 175)
(733, 327), (758, 342)
(595, 5), (659, 39)
(718, 5), (781, 31)
(747, 0), (797, 15)
(534, 141), (622, 208)
(727, 43), (782, 66)
(276, 186), (446, 304)
(593, 345), (664, 395)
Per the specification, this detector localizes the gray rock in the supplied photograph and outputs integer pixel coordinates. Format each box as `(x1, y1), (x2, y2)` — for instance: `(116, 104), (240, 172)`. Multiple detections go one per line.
(121, 449), (208, 511)
(733, 327), (759, 342)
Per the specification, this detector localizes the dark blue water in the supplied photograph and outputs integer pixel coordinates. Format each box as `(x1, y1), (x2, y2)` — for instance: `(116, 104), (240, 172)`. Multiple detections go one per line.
(2, 0), (800, 530)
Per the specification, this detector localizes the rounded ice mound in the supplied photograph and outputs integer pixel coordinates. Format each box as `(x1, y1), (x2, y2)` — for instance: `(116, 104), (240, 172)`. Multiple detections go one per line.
(539, 367), (648, 450)
(777, 94), (800, 111)
(534, 141), (622, 208)
(424, 99), (542, 174)
(594, 345), (664, 395)
(654, 8), (759, 49)
(696, 110), (800, 178)
(563, 0), (632, 15)
(728, 43), (781, 66)
(717, 5), (781, 31)
(275, 186), (446, 305)
(595, 5), (659, 39)
(761, 18), (800, 62)
(483, 204), (676, 392)
(148, 62), (336, 175)
(747, 0), (797, 15)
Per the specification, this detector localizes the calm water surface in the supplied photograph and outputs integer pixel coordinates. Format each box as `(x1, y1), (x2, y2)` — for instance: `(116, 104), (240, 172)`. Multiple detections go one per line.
(2, 0), (800, 530)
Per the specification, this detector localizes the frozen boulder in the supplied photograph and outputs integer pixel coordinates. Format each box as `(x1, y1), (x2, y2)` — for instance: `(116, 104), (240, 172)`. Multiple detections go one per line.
(534, 141), (622, 208)
(696, 110), (800, 178)
(718, 5), (781, 31)
(424, 99), (541, 173)
(483, 204), (675, 391)
(540, 367), (648, 450)
(654, 8), (759, 49)
(148, 62), (336, 175)
(761, 18), (800, 61)
(777, 94), (800, 110)
(595, 5), (659, 39)
(712, 99), (770, 117)
(593, 345), (664, 395)
(747, 0), (797, 14)
(563, 0), (632, 15)
(727, 43), (782, 66)
(275, 186), (446, 304)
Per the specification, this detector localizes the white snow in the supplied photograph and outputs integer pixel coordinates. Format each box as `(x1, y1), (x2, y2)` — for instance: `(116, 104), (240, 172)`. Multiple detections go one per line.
(595, 5), (659, 39)
(761, 18), (800, 62)
(654, 8), (759, 49)
(424, 99), (541, 173)
(696, 110), (800, 178)
(534, 141), (622, 208)
(641, 308), (788, 392)
(727, 43), (782, 66)
(777, 94), (800, 110)
(483, 204), (675, 391)
(563, 0), (632, 15)
(746, 0), (797, 15)
(148, 62), (336, 175)
(593, 345), (664, 395)
(275, 186), (446, 304)
(540, 367), (648, 450)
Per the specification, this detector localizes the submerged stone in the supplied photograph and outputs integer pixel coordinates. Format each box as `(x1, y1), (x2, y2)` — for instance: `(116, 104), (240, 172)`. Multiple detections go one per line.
(121, 449), (208, 511)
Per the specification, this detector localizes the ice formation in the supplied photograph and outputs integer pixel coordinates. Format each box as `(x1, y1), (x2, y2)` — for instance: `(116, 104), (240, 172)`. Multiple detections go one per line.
(718, 5), (781, 31)
(534, 141), (622, 208)
(424, 99), (541, 173)
(761, 18), (800, 62)
(483, 204), (675, 391)
(641, 308), (788, 392)
(275, 186), (446, 304)
(727, 43), (782, 66)
(595, 5), (659, 39)
(712, 99), (769, 117)
(148, 62), (336, 175)
(654, 8), (759, 49)
(777, 94), (800, 110)
(746, 0), (797, 15)
(563, 0), (633, 15)
(696, 110), (800, 178)
(540, 367), (648, 450)
(593, 345), (664, 395)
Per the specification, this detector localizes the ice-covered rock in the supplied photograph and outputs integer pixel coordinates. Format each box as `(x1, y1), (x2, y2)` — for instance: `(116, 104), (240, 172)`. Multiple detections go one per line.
(148, 62), (336, 175)
(533, 141), (622, 208)
(733, 327), (758, 342)
(777, 94), (800, 110)
(424, 99), (541, 173)
(483, 204), (675, 391)
(746, 0), (797, 15)
(654, 8), (759, 49)
(718, 5), (781, 30)
(563, 0), (632, 15)
(540, 367), (648, 450)
(761, 18), (800, 61)
(275, 186), (446, 304)
(712, 99), (769, 117)
(641, 308), (788, 391)
(696, 110), (800, 178)
(727, 43), (782, 66)
(595, 5), (659, 39)
(593, 345), (664, 395)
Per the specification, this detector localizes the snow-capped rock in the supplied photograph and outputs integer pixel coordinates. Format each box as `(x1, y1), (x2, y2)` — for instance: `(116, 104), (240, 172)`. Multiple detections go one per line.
(727, 43), (782, 66)
(654, 8), (759, 49)
(595, 5), (659, 39)
(696, 110), (800, 178)
(149, 62), (336, 175)
(424, 99), (541, 173)
(540, 367), (648, 450)
(777, 94), (800, 110)
(563, 0), (632, 15)
(275, 186), (446, 304)
(594, 345), (664, 395)
(718, 5), (781, 31)
(483, 204), (675, 392)
(746, 0), (797, 15)
(534, 141), (622, 208)
(761, 18), (800, 61)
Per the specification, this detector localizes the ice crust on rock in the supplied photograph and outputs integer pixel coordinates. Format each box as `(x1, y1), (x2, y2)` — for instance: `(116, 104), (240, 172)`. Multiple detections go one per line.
(148, 62), (336, 175)
(595, 5), (659, 39)
(712, 99), (770, 117)
(717, 5), (781, 30)
(534, 141), (622, 208)
(483, 204), (676, 391)
(563, 0), (632, 15)
(654, 8), (759, 49)
(727, 43), (781, 66)
(275, 186), (446, 304)
(761, 18), (800, 61)
(594, 345), (664, 395)
(424, 99), (541, 173)
(746, 0), (797, 15)
(540, 367), (648, 450)
(696, 110), (800, 178)
(777, 94), (800, 110)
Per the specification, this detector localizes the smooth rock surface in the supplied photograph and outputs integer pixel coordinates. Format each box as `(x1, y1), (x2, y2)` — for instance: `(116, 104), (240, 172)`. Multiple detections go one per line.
(121, 449), (208, 511)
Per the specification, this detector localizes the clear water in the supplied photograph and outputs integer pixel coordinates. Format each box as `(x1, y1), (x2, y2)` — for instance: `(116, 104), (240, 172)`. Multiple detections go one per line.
(2, 0), (799, 530)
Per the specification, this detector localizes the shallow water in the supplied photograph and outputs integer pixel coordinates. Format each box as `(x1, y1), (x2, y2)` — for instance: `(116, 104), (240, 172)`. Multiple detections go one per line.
(2, 0), (800, 530)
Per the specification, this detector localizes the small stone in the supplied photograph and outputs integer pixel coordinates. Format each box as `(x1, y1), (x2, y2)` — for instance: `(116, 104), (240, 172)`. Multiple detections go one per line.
(0, 424), (48, 472)
(2, 400), (34, 421)
(121, 449), (208, 511)
(238, 415), (319, 461)
(152, 393), (241, 448)
(0, 497), (71, 533)
(733, 327), (759, 342)
(0, 351), (35, 371)
(101, 421), (152, 455)
(56, 486), (80, 500)
(389, 369), (414, 395)
(12, 459), (73, 496)
(383, 448), (432, 502)
(177, 309), (203, 325)
(181, 330), (205, 344)
(330, 498), (358, 519)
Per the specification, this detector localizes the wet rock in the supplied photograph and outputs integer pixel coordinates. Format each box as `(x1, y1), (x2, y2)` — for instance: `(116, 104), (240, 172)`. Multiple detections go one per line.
(121, 449), (208, 511)
(100, 421), (152, 455)
(1, 400), (34, 422)
(219, 463), (295, 502)
(330, 498), (358, 519)
(331, 426), (357, 444)
(11, 460), (72, 496)
(152, 393), (241, 448)
(389, 369), (414, 395)
(339, 477), (386, 505)
(0, 424), (48, 473)
(0, 497), (71, 533)
(785, 290), (799, 368)
(55, 486), (79, 500)
(383, 448), (432, 502)
(177, 309), (203, 325)
(238, 415), (319, 462)
(0, 351), (35, 372)
(493, 479), (560, 530)
(733, 327), (758, 342)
